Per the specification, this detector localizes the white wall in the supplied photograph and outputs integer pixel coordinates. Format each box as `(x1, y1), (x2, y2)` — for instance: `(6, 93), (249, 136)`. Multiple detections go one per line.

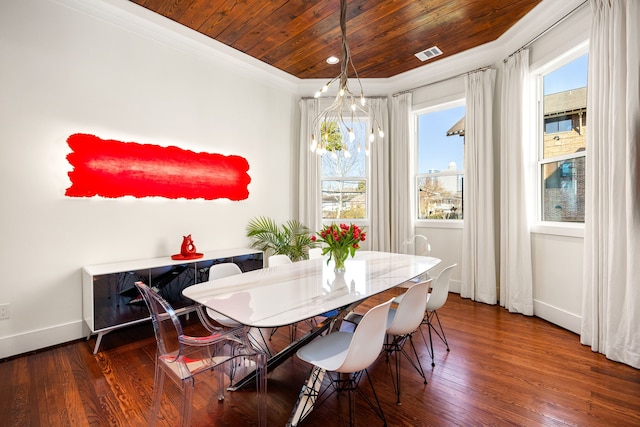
(0, 0), (297, 357)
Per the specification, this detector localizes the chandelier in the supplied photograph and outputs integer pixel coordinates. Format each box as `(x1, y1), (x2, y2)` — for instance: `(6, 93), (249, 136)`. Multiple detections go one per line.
(310, 0), (384, 157)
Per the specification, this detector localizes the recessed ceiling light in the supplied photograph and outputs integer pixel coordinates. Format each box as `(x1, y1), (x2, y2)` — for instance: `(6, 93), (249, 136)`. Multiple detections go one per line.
(326, 56), (340, 64)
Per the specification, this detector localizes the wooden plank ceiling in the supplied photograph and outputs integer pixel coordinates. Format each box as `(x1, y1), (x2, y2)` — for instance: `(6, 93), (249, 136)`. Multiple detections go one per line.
(128, 0), (542, 79)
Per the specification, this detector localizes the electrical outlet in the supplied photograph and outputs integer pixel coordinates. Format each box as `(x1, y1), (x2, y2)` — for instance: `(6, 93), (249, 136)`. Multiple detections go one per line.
(0, 303), (9, 320)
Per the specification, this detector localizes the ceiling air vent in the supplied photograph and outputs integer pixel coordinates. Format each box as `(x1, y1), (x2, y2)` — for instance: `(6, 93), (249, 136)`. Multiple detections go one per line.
(415, 46), (443, 62)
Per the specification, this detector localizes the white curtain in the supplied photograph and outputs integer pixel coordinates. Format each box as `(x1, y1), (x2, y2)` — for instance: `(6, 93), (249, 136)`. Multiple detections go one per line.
(368, 97), (391, 251)
(461, 69), (498, 304)
(581, 0), (640, 369)
(390, 93), (414, 253)
(499, 50), (534, 315)
(297, 98), (323, 233)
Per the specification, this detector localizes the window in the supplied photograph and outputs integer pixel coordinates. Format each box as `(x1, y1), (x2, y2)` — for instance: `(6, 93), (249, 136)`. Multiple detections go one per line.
(538, 52), (588, 223)
(321, 119), (368, 219)
(415, 101), (465, 220)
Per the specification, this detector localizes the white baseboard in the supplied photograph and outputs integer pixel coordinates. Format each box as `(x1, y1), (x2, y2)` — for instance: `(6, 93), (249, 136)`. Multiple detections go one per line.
(0, 320), (85, 359)
(449, 279), (461, 294)
(533, 299), (581, 334)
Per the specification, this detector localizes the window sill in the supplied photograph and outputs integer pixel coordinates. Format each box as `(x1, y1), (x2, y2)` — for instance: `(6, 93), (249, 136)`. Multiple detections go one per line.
(415, 219), (463, 229)
(531, 223), (584, 238)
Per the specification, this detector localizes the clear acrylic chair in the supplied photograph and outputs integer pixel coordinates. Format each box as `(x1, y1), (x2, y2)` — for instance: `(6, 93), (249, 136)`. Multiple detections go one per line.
(267, 255), (298, 342)
(294, 298), (393, 426)
(203, 263), (271, 357)
(384, 279), (432, 405)
(134, 282), (266, 427)
(420, 264), (456, 367)
(398, 235), (432, 289)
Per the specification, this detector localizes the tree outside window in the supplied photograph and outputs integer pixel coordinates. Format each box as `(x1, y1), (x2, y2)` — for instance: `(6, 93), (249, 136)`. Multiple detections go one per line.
(321, 119), (368, 219)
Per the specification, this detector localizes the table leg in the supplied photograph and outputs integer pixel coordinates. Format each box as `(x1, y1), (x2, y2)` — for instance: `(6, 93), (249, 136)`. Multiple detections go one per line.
(286, 366), (325, 427)
(228, 319), (330, 391)
(228, 301), (362, 391)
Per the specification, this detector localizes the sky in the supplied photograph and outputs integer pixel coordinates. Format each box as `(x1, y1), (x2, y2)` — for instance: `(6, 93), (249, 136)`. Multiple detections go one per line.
(418, 105), (465, 173)
(544, 53), (588, 95)
(418, 53), (588, 174)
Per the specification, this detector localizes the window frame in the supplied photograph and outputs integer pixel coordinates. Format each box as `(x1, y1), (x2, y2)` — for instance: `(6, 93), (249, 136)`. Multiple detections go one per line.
(532, 44), (588, 231)
(413, 98), (465, 227)
(319, 115), (370, 224)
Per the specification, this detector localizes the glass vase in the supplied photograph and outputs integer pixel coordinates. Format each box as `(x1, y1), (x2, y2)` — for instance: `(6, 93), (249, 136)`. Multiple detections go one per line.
(331, 247), (349, 273)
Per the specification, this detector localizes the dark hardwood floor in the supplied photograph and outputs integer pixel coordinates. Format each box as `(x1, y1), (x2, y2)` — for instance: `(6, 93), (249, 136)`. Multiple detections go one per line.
(1, 292), (639, 426)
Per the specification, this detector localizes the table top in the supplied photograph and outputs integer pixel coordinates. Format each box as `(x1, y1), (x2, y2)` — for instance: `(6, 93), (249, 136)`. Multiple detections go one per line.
(183, 251), (441, 328)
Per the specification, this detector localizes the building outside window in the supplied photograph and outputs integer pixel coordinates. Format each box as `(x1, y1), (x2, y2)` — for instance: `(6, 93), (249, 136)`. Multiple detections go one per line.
(538, 52), (588, 223)
(415, 101), (465, 220)
(320, 119), (368, 219)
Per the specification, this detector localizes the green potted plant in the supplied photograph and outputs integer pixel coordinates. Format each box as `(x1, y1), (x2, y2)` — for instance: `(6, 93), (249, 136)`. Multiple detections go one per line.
(246, 216), (316, 262)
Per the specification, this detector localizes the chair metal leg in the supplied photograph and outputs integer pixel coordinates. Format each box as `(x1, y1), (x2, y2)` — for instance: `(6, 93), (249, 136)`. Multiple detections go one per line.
(420, 309), (449, 367)
(431, 310), (450, 351)
(358, 369), (387, 426)
(385, 333), (427, 405)
(406, 334), (428, 384)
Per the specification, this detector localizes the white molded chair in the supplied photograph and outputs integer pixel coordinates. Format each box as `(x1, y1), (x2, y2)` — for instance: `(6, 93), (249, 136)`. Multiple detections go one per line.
(134, 282), (266, 427)
(268, 254), (292, 267)
(295, 298), (393, 426)
(204, 263), (271, 357)
(420, 264), (456, 367)
(308, 247), (323, 259)
(384, 279), (432, 405)
(204, 263), (245, 329)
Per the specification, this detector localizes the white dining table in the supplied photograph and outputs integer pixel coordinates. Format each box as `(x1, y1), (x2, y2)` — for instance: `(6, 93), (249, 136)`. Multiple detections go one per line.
(183, 250), (440, 425)
(184, 250), (440, 329)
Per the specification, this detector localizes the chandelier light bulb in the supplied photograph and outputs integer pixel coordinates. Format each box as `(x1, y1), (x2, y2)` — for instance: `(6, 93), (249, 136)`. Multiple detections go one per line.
(378, 127), (384, 138)
(369, 131), (375, 142)
(314, 91), (322, 98)
(348, 129), (355, 142)
(344, 149), (352, 158)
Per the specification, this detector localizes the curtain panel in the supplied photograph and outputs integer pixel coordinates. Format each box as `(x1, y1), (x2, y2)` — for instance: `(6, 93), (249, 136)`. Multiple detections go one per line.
(461, 69), (498, 304)
(499, 50), (534, 315)
(369, 98), (391, 252)
(390, 93), (414, 253)
(297, 99), (323, 233)
(581, 0), (640, 368)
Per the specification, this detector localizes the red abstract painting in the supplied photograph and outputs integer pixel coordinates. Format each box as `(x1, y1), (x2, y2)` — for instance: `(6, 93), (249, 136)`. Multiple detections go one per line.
(65, 134), (251, 200)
